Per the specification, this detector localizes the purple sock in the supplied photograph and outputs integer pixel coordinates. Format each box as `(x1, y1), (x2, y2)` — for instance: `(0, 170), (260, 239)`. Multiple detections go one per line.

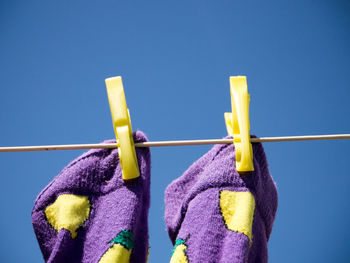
(32, 131), (151, 263)
(165, 136), (278, 263)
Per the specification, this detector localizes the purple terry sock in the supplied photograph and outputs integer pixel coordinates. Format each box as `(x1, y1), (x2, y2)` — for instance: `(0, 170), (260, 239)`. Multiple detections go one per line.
(165, 136), (278, 263)
(32, 131), (151, 263)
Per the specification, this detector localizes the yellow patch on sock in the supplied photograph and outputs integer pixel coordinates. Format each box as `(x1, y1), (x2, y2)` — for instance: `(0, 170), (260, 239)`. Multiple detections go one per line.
(170, 244), (189, 263)
(98, 244), (131, 263)
(44, 194), (90, 239)
(219, 190), (255, 243)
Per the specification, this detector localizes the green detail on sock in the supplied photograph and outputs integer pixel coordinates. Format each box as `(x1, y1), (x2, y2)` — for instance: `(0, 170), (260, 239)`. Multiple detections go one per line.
(110, 230), (134, 250)
(171, 238), (186, 255)
(175, 239), (186, 246)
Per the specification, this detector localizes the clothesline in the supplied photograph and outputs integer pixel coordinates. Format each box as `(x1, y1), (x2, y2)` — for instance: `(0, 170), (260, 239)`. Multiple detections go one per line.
(0, 134), (349, 152)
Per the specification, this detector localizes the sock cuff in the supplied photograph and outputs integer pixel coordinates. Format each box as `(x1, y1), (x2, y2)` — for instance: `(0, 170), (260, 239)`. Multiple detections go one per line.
(32, 130), (151, 263)
(165, 135), (278, 243)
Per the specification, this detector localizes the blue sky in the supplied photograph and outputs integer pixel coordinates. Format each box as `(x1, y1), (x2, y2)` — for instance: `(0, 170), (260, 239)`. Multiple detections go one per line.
(1, 0), (350, 262)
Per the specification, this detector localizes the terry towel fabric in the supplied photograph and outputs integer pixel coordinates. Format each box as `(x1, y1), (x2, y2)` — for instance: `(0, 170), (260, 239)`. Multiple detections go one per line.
(165, 136), (278, 263)
(32, 131), (151, 263)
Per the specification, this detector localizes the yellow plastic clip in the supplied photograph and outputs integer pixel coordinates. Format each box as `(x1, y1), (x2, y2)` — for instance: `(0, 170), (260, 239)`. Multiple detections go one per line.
(224, 76), (254, 172)
(105, 76), (140, 180)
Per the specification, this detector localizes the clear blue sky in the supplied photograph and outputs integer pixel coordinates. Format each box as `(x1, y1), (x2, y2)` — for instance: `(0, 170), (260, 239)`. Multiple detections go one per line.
(1, 1), (350, 262)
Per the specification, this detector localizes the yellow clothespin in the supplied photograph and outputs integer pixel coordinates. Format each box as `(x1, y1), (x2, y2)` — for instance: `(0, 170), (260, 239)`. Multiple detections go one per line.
(224, 76), (254, 172)
(105, 76), (140, 180)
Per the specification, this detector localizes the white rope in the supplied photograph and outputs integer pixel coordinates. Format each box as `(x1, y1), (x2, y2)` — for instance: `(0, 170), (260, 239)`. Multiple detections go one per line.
(0, 134), (349, 152)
